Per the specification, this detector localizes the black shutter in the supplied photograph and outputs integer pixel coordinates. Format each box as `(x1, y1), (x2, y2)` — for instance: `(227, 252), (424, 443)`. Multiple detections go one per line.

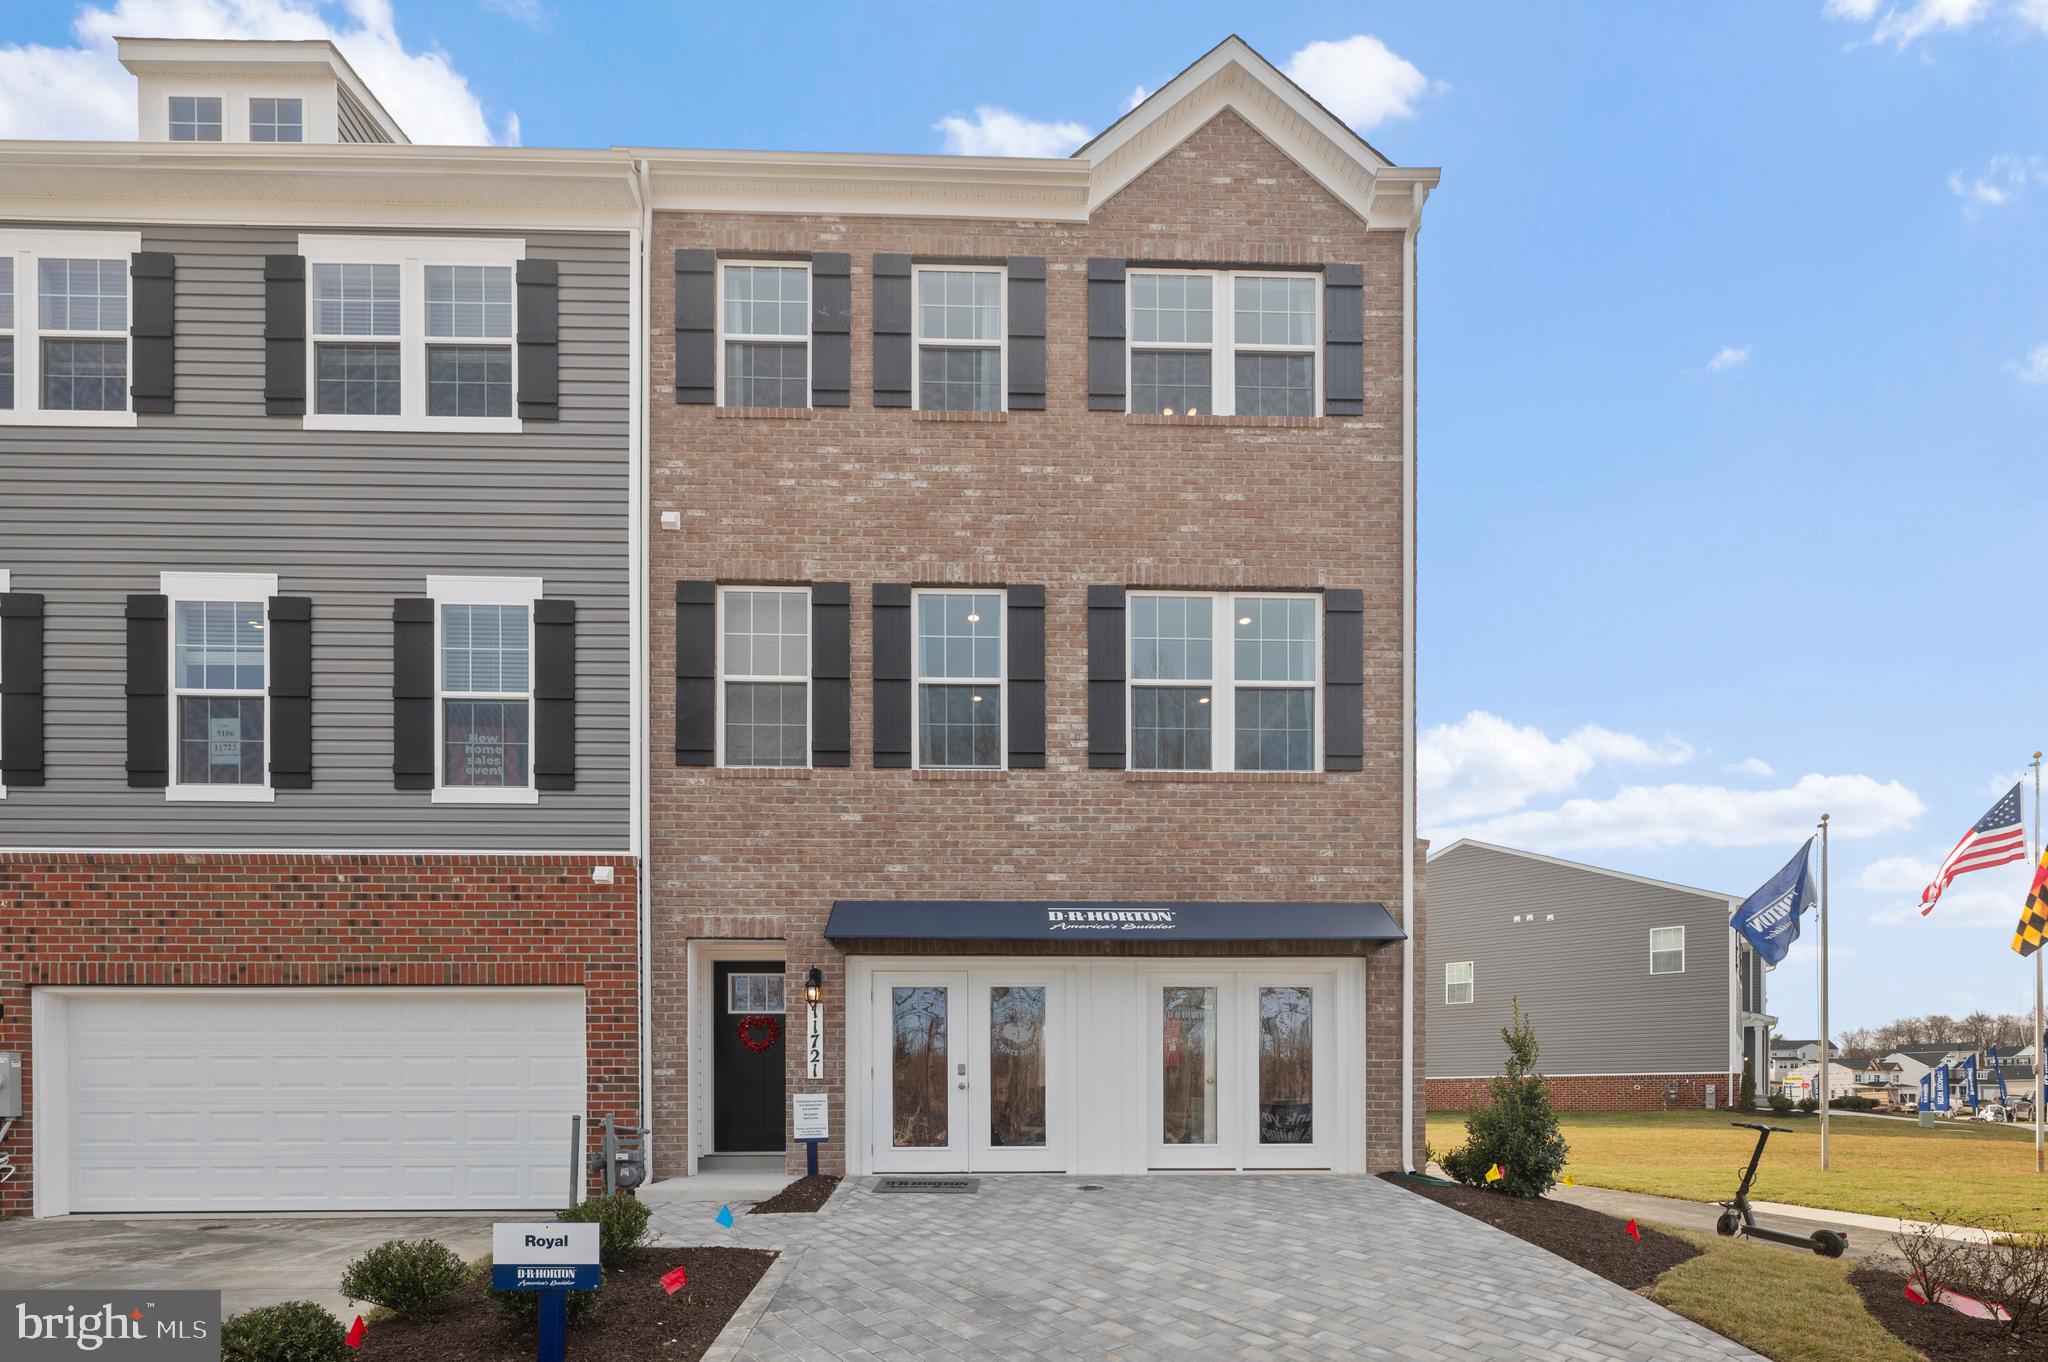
(674, 581), (716, 766)
(1007, 257), (1046, 411)
(674, 249), (716, 405)
(872, 253), (912, 409)
(1006, 584), (1046, 769)
(1086, 258), (1126, 412)
(811, 582), (851, 767)
(1323, 264), (1365, 416)
(1086, 585), (1126, 769)
(267, 595), (312, 790)
(872, 584), (911, 767)
(130, 251), (175, 414)
(811, 253), (851, 408)
(1323, 589), (1364, 772)
(516, 259), (560, 421)
(534, 598), (576, 790)
(392, 598), (435, 790)
(125, 593), (169, 789)
(264, 254), (306, 416)
(0, 592), (46, 788)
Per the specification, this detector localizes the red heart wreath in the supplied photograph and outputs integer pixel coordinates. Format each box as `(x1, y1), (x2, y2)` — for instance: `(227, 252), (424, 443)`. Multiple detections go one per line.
(737, 1014), (781, 1053)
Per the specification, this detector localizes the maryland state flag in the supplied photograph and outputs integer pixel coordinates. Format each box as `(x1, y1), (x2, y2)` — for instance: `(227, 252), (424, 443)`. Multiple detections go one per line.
(2015, 848), (2048, 956)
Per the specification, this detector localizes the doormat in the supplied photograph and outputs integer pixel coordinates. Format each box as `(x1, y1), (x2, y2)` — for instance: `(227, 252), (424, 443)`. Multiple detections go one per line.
(873, 1177), (980, 1194)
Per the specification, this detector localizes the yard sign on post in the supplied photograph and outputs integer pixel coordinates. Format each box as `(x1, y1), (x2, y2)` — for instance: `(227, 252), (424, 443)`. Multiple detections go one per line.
(793, 1092), (829, 1177)
(492, 1222), (600, 1362)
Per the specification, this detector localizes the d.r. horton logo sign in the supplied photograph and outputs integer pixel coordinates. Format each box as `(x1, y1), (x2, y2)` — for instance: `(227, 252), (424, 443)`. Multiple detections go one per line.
(4, 1292), (219, 1362)
(1044, 907), (1177, 933)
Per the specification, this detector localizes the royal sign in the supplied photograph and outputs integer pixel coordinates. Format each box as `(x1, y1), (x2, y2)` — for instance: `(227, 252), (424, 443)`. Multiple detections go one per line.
(490, 1223), (601, 1292)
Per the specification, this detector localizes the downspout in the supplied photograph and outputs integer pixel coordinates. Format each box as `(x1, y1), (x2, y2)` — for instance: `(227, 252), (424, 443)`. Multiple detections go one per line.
(627, 154), (654, 1148)
(1400, 178), (1422, 1174)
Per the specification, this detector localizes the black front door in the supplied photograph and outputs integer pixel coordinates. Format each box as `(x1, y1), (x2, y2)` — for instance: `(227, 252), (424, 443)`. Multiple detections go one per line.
(713, 960), (787, 1153)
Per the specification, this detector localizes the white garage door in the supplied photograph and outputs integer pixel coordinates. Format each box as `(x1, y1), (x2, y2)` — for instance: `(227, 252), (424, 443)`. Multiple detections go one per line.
(60, 989), (584, 1213)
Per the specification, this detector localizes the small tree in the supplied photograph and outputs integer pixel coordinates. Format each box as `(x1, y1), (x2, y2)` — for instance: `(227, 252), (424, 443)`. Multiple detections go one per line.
(1737, 1061), (1757, 1113)
(1442, 997), (1569, 1197)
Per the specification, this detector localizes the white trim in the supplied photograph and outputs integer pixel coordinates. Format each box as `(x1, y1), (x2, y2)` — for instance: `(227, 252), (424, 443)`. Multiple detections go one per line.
(298, 234), (526, 435)
(911, 587), (1006, 771)
(715, 584), (813, 771)
(160, 571), (279, 805)
(0, 228), (144, 429)
(1125, 267), (1321, 417)
(715, 259), (812, 410)
(1125, 590), (1322, 773)
(911, 263), (1006, 413)
(686, 939), (786, 1173)
(1444, 960), (1473, 1006)
(1650, 924), (1687, 975)
(426, 575), (543, 804)
(630, 157), (652, 1157)
(159, 570), (277, 601)
(426, 574), (542, 606)
(1399, 182), (1418, 1174)
(1429, 838), (1743, 908)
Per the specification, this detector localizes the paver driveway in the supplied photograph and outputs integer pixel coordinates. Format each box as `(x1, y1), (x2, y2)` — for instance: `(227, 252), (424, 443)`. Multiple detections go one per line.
(652, 1174), (1763, 1361)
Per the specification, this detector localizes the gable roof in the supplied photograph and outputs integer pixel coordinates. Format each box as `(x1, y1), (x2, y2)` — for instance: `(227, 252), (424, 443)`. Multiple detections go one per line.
(1428, 838), (1742, 908)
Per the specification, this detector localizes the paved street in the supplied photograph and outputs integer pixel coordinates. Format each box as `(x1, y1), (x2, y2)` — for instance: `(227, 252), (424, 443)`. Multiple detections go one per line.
(652, 1174), (1764, 1362)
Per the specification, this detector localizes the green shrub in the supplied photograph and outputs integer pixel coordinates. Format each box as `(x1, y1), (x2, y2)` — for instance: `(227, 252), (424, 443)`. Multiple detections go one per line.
(339, 1237), (469, 1316)
(1797, 1097), (1818, 1113)
(1737, 1064), (1756, 1113)
(481, 1257), (603, 1330)
(556, 1192), (651, 1271)
(1828, 1095), (1878, 1112)
(221, 1301), (347, 1362)
(1767, 1094), (1794, 1113)
(1441, 997), (1569, 1198)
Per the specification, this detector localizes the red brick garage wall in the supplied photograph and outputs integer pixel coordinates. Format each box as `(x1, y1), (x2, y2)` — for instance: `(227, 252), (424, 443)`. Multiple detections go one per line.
(1428, 1072), (1738, 1113)
(0, 853), (639, 1219)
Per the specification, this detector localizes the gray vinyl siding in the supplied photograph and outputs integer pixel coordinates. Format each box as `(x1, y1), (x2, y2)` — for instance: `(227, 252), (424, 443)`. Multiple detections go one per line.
(1426, 843), (1735, 1079)
(0, 221), (630, 850)
(336, 88), (392, 144)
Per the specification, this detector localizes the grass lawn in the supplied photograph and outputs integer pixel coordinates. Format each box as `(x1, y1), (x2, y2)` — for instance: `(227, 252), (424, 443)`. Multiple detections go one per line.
(1647, 1224), (1920, 1362)
(1428, 1107), (2048, 1230)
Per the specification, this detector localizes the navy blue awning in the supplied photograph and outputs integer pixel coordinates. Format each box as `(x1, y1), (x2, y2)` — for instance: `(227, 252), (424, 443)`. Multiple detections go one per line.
(824, 900), (1404, 943)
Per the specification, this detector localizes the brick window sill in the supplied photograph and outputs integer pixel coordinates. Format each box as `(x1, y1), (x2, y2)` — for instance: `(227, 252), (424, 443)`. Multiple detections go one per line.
(1123, 770), (1330, 783)
(714, 766), (815, 779)
(713, 406), (815, 420)
(912, 768), (1008, 782)
(911, 409), (1008, 424)
(1123, 413), (1327, 429)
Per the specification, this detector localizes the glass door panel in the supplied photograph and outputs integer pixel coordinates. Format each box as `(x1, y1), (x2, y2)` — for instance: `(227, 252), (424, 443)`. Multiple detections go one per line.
(968, 970), (1068, 1172)
(1256, 985), (1313, 1146)
(988, 986), (1047, 1148)
(1242, 972), (1334, 1169)
(1150, 973), (1235, 1168)
(871, 972), (966, 1172)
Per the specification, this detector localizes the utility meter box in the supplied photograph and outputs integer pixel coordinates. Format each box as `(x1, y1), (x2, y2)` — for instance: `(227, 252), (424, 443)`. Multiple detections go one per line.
(0, 1052), (20, 1118)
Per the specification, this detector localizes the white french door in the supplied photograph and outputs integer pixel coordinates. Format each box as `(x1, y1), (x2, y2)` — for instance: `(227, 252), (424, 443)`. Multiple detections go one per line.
(1147, 967), (1336, 1170)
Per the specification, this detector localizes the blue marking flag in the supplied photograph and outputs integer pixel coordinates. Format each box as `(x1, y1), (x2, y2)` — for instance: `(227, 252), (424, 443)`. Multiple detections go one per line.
(1730, 838), (1817, 967)
(714, 1204), (734, 1229)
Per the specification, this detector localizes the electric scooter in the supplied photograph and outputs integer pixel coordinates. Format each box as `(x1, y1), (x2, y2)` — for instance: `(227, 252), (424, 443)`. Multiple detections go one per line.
(1714, 1122), (1848, 1258)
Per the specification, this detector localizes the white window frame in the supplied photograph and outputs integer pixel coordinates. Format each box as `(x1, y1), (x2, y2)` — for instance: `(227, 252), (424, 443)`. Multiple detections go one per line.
(1125, 591), (1322, 774)
(911, 587), (1006, 771)
(300, 235), (525, 435)
(715, 260), (812, 410)
(166, 93), (223, 142)
(162, 570), (278, 804)
(0, 567), (9, 799)
(1125, 268), (1322, 417)
(1650, 925), (1686, 975)
(427, 575), (541, 805)
(727, 971), (787, 1015)
(248, 95), (305, 143)
(715, 584), (812, 771)
(1445, 961), (1473, 1006)
(0, 229), (143, 429)
(910, 263), (1007, 413)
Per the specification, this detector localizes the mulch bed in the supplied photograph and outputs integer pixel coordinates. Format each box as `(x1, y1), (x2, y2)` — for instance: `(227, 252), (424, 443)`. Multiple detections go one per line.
(1382, 1173), (1699, 1291)
(1850, 1265), (2048, 1361)
(357, 1246), (775, 1362)
(748, 1174), (840, 1215)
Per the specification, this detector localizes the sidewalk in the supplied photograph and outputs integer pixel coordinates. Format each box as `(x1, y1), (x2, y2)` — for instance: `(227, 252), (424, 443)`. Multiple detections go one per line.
(1546, 1182), (1997, 1260)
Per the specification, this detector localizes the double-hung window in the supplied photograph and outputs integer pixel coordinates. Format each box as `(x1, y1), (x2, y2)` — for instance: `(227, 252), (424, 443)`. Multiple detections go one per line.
(1128, 592), (1319, 773)
(0, 230), (142, 427)
(430, 577), (538, 803)
(1129, 269), (1320, 417)
(913, 265), (1003, 412)
(720, 262), (809, 408)
(914, 589), (1003, 769)
(719, 586), (809, 768)
(1650, 926), (1686, 975)
(164, 571), (275, 802)
(302, 236), (524, 433)
(250, 97), (304, 142)
(168, 96), (222, 141)
(1445, 961), (1473, 1006)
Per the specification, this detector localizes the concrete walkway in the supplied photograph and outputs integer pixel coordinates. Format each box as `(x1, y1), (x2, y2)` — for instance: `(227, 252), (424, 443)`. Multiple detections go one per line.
(653, 1174), (1765, 1361)
(1547, 1181), (1996, 1258)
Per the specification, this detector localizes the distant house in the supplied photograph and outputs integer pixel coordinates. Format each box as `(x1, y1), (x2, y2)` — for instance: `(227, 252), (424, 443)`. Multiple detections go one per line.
(1425, 841), (1771, 1112)
(1777, 1062), (1860, 1104)
(1769, 1038), (1840, 1081)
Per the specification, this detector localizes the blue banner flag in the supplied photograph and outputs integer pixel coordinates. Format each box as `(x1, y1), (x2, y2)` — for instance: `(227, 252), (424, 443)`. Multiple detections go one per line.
(1934, 1063), (1950, 1112)
(1919, 1072), (1932, 1112)
(1991, 1045), (2010, 1102)
(1730, 838), (1817, 966)
(1961, 1054), (1978, 1107)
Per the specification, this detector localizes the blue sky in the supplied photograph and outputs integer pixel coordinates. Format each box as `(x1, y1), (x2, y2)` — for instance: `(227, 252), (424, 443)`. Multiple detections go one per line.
(3, 1), (2045, 1040)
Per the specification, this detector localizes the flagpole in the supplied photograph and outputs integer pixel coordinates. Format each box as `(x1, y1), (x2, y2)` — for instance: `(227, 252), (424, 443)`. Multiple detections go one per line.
(1818, 812), (1830, 1173)
(2033, 751), (2043, 1174)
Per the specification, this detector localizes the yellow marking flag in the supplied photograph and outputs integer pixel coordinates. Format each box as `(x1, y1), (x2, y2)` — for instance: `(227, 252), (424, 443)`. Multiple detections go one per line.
(1563, 1173), (1575, 1187)
(1485, 1163), (1504, 1183)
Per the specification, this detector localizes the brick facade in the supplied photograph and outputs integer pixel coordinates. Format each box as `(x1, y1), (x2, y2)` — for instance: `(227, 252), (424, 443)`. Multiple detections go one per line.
(1427, 1072), (1738, 1114)
(0, 853), (640, 1218)
(649, 110), (1422, 1177)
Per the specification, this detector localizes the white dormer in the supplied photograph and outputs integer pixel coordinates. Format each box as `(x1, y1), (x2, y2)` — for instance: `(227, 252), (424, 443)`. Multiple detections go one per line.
(116, 36), (408, 145)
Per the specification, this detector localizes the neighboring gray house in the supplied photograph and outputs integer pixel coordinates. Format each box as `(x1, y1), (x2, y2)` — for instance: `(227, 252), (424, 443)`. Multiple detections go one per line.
(1426, 840), (1771, 1111)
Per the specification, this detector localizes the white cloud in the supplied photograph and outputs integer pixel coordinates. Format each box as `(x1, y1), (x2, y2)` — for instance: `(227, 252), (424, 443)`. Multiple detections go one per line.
(2010, 345), (2048, 384)
(933, 106), (1089, 157)
(1282, 34), (1430, 130)
(1863, 851), (2033, 926)
(1823, 0), (1996, 46)
(1437, 772), (1924, 852)
(1122, 85), (1151, 113)
(0, 0), (511, 144)
(1824, 0), (1883, 17)
(1419, 710), (1693, 826)
(1706, 345), (1751, 372)
(2021, 0), (2048, 36)
(1731, 757), (1777, 777)
(482, 0), (543, 26)
(1948, 153), (2046, 215)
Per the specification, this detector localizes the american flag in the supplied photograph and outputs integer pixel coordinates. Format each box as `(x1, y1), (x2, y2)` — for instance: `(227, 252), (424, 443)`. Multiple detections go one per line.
(1921, 781), (2027, 915)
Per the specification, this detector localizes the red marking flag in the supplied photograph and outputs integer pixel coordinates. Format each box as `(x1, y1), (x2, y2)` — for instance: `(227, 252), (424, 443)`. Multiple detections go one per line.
(660, 1263), (689, 1295)
(1922, 782), (2026, 915)
(1625, 1220), (1641, 1242)
(345, 1316), (366, 1350)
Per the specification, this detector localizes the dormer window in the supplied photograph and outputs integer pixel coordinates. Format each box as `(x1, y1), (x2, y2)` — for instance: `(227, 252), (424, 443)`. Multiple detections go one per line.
(250, 98), (304, 143)
(168, 96), (222, 141)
